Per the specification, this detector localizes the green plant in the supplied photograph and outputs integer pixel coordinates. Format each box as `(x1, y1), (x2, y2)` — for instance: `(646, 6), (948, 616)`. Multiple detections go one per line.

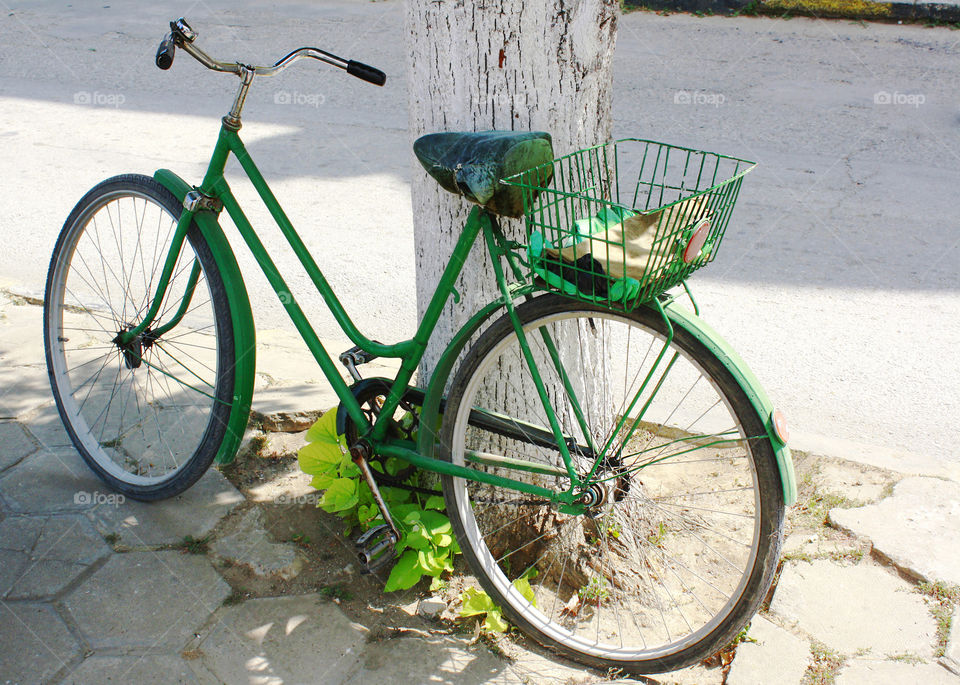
(177, 534), (211, 554)
(459, 573), (537, 633)
(319, 584), (353, 602)
(917, 581), (960, 656)
(298, 409), (460, 592)
(802, 640), (845, 685)
(578, 577), (610, 603)
(647, 521), (668, 547)
(291, 532), (310, 547)
(733, 0), (761, 16)
(223, 589), (246, 605)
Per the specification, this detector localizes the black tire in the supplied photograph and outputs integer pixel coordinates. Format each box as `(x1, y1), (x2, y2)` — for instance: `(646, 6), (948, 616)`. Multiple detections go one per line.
(44, 174), (235, 501)
(439, 294), (784, 674)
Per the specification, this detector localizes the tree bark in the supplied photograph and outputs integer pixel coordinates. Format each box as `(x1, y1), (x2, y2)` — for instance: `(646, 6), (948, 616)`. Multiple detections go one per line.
(406, 0), (620, 383)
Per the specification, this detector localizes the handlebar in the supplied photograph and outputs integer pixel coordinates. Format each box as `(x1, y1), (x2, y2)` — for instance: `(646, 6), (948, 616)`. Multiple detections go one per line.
(155, 18), (385, 86)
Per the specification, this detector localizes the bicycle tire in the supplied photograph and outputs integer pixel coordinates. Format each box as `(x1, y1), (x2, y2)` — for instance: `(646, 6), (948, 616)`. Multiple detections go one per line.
(439, 294), (784, 673)
(44, 174), (236, 501)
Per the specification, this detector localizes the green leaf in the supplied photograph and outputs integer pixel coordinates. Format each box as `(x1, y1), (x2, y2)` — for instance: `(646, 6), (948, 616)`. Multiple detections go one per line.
(339, 455), (361, 478)
(432, 532), (453, 548)
(424, 495), (445, 510)
(305, 408), (343, 444)
(298, 410), (347, 477)
(484, 609), (509, 633)
(419, 510), (452, 537)
(319, 478), (358, 513)
(404, 524), (431, 550)
(460, 587), (496, 617)
(418, 548), (448, 576)
(512, 577), (536, 606)
(385, 457), (405, 476)
(309, 473), (336, 491)
(384, 550), (424, 592)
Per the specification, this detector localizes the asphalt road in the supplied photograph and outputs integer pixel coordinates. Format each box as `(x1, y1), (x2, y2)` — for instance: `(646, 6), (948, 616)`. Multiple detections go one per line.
(0, 1), (957, 475)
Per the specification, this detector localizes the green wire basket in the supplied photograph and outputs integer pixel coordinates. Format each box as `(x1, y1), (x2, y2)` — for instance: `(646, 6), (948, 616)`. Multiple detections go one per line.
(501, 139), (756, 310)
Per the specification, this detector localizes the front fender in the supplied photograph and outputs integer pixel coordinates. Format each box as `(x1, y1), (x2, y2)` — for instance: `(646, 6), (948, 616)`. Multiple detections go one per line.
(663, 301), (797, 505)
(154, 169), (256, 465)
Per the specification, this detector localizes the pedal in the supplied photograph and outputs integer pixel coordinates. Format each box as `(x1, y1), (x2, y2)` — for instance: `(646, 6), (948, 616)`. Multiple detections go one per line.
(354, 524), (397, 573)
(339, 345), (380, 382)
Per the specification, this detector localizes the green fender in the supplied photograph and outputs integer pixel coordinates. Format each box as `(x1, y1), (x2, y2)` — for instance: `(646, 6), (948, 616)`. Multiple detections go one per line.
(663, 301), (797, 505)
(154, 169), (256, 465)
(417, 293), (797, 507)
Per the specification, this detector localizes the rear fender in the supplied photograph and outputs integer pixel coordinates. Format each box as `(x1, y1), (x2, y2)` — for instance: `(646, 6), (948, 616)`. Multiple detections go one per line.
(663, 301), (797, 505)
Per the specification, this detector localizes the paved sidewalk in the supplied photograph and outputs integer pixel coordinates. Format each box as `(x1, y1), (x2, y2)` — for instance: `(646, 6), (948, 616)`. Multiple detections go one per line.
(2, 288), (958, 684)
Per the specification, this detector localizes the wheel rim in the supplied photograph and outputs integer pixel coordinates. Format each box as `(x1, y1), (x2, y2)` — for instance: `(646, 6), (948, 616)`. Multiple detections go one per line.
(447, 308), (766, 662)
(46, 190), (223, 486)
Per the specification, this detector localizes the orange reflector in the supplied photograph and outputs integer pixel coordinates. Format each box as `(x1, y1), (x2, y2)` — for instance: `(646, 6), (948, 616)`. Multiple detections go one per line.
(771, 409), (789, 444)
(683, 217), (711, 264)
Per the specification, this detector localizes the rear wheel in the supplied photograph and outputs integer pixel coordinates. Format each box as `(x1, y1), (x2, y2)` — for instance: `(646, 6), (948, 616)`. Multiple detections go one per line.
(44, 174), (235, 500)
(439, 294), (784, 673)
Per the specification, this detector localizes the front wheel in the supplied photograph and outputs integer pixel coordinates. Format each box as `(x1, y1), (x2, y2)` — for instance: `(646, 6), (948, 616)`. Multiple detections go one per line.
(44, 174), (236, 501)
(439, 294), (784, 674)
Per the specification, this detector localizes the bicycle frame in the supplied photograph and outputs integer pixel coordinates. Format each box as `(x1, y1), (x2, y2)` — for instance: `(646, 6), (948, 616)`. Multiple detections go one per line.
(117, 119), (797, 509)
(118, 122), (591, 506)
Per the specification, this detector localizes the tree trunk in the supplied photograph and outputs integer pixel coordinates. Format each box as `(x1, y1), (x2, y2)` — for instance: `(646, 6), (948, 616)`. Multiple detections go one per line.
(406, 0), (620, 383)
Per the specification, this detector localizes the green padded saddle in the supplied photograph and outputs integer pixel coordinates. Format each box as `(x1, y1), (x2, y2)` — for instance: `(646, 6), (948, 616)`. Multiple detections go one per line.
(413, 130), (554, 218)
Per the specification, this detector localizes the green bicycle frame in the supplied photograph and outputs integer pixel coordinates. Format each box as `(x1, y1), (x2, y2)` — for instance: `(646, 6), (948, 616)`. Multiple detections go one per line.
(119, 123), (586, 506)
(123, 120), (796, 509)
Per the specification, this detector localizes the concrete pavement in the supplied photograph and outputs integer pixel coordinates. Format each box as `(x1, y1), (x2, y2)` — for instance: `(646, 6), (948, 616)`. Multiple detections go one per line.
(2, 289), (959, 684)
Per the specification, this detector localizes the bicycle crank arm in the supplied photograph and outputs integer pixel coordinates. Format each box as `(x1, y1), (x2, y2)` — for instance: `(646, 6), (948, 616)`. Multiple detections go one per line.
(350, 440), (400, 573)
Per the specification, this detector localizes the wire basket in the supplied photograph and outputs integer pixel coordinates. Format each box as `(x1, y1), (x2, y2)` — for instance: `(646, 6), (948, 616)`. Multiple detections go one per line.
(501, 139), (756, 310)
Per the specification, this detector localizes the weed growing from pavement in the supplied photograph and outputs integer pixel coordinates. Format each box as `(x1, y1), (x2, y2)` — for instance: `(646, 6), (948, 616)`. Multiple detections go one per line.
(802, 640), (845, 685)
(223, 589), (246, 606)
(174, 534), (212, 554)
(887, 651), (925, 664)
(318, 584), (353, 602)
(917, 581), (960, 657)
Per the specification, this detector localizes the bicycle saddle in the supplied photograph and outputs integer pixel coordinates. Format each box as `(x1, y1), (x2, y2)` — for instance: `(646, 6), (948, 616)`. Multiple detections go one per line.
(413, 130), (554, 218)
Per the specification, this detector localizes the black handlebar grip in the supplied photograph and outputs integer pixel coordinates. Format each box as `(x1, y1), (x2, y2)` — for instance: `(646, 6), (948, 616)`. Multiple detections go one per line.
(346, 60), (386, 86)
(156, 33), (176, 70)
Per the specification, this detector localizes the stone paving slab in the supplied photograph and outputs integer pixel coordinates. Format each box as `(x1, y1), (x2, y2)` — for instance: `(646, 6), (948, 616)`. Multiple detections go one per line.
(0, 601), (81, 683)
(188, 594), (369, 684)
(87, 468), (244, 547)
(64, 550), (232, 651)
(0, 514), (111, 599)
(210, 506), (303, 580)
(829, 477), (960, 586)
(769, 560), (936, 657)
(836, 659), (960, 684)
(339, 632), (514, 684)
(727, 615), (810, 685)
(0, 447), (108, 514)
(61, 654), (202, 684)
(0, 419), (38, 471)
(20, 402), (76, 450)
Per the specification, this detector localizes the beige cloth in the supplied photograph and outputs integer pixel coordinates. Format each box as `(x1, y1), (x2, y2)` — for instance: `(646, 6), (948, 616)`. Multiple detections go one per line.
(548, 195), (710, 281)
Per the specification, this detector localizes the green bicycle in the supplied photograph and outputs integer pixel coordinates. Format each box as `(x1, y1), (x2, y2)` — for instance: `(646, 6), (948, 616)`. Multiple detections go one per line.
(44, 18), (797, 674)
